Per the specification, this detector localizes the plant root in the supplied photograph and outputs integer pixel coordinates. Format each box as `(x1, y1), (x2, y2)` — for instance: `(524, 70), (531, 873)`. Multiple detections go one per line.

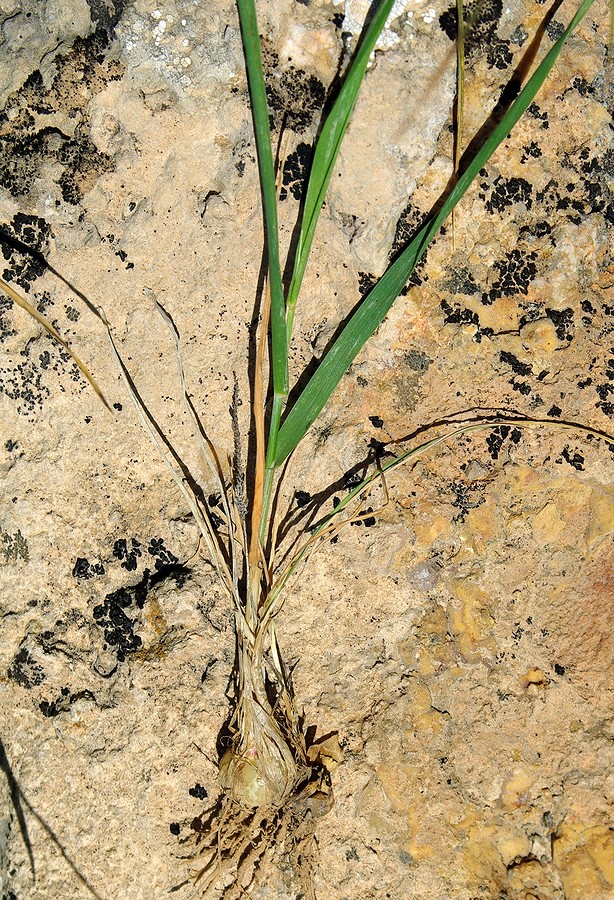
(186, 767), (333, 899)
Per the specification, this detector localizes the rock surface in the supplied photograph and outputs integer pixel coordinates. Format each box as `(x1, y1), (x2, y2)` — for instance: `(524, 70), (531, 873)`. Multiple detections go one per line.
(0, 0), (612, 898)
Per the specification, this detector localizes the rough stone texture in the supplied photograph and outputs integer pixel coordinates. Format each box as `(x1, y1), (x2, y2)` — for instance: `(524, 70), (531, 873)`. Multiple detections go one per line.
(0, 0), (612, 898)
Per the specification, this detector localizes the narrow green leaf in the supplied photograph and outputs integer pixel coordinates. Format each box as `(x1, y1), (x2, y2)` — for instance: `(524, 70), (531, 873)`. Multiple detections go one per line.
(274, 0), (596, 467)
(236, 0), (287, 396)
(285, 0), (396, 339)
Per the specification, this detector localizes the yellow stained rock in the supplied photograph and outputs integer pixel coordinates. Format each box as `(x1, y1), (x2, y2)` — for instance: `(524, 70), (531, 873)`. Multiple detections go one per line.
(520, 317), (559, 353)
(412, 511), (451, 548)
(498, 770), (535, 810)
(376, 761), (419, 815)
(532, 501), (566, 547)
(462, 496), (498, 552)
(587, 486), (614, 548)
(520, 666), (549, 688)
(554, 821), (614, 896)
(449, 580), (495, 660)
(495, 832), (532, 867)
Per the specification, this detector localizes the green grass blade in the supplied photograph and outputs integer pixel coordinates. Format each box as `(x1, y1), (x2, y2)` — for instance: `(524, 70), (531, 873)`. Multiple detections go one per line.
(236, 0), (287, 396)
(285, 0), (396, 340)
(273, 0), (596, 467)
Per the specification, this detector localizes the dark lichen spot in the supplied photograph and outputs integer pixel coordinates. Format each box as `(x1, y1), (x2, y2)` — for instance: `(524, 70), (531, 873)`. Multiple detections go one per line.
(450, 479), (486, 523)
(486, 424), (520, 460)
(147, 537), (182, 575)
(390, 203), (428, 259)
(369, 415), (384, 429)
(189, 783), (208, 800)
(0, 528), (29, 564)
(440, 0), (511, 69)
(527, 102), (549, 128)
(442, 266), (479, 296)
(545, 19), (565, 41)
(358, 271), (377, 297)
(405, 349), (432, 372)
(482, 176), (533, 214)
(561, 446), (584, 470)
(0, 29), (123, 202)
(72, 557), (105, 579)
(500, 351), (533, 376)
(280, 141), (312, 201)
(93, 582), (146, 661)
(113, 537), (142, 572)
(545, 307), (574, 342)
(169, 822), (181, 835)
(343, 471), (362, 490)
(440, 299), (493, 342)
(262, 45), (325, 133)
(86, 0), (127, 31)
(295, 490), (311, 507)
(39, 688), (95, 717)
(7, 648), (45, 687)
(482, 249), (538, 304)
(1, 213), (51, 290)
(520, 142), (543, 166)
(91, 540), (189, 661)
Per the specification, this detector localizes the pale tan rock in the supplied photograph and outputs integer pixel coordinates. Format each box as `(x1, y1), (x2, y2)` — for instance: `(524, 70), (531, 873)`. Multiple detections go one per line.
(0, 0), (612, 898)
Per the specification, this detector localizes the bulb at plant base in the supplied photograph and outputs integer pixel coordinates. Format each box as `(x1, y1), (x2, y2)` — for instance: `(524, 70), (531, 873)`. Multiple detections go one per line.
(219, 739), (298, 807)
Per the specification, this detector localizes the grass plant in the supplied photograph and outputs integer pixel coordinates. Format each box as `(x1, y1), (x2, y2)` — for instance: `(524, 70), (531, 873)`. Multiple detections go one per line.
(1, 0), (610, 895)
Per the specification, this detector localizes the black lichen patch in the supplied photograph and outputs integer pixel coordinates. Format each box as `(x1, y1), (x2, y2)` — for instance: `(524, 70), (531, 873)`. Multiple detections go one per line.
(450, 479), (487, 523)
(189, 783), (208, 800)
(480, 175), (533, 214)
(91, 536), (189, 662)
(100, 232), (134, 270)
(405, 349), (432, 372)
(520, 141), (542, 163)
(39, 687), (95, 718)
(595, 373), (614, 417)
(500, 351), (533, 377)
(7, 648), (45, 688)
(295, 490), (311, 508)
(261, 44), (325, 133)
(440, 299), (493, 343)
(526, 101), (549, 129)
(93, 578), (148, 661)
(86, 0), (126, 31)
(0, 213), (51, 290)
(0, 28), (123, 202)
(486, 424), (522, 460)
(441, 267), (479, 296)
(0, 334), (84, 415)
(560, 446), (585, 471)
(531, 149), (614, 229)
(358, 271), (377, 297)
(390, 203), (428, 259)
(280, 142), (312, 202)
(350, 506), (376, 528)
(147, 536), (181, 572)
(545, 307), (574, 342)
(439, 0), (512, 70)
(0, 528), (29, 564)
(113, 537), (142, 572)
(72, 557), (106, 579)
(482, 249), (538, 305)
